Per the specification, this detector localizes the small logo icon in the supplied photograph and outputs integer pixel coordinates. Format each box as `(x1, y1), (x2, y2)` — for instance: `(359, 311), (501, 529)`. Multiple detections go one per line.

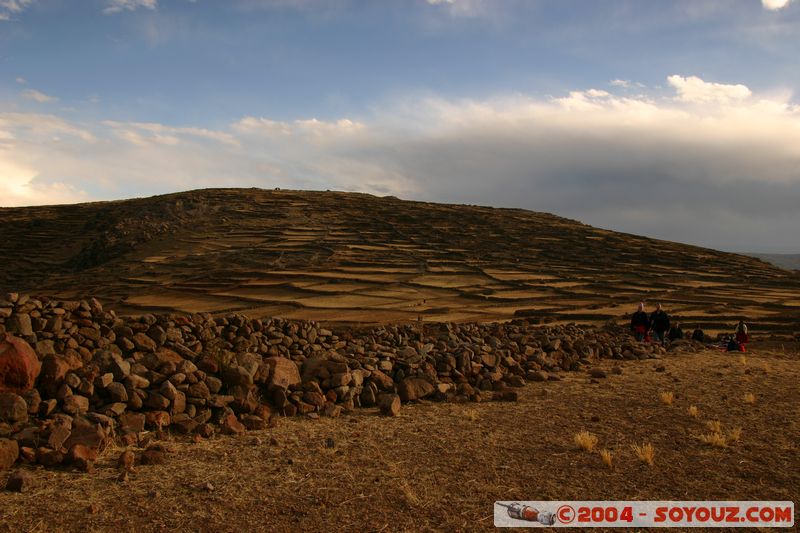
(557, 504), (576, 524)
(497, 502), (556, 525)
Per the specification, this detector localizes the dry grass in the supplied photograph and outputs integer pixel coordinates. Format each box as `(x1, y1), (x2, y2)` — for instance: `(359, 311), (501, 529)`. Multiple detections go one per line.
(688, 405), (698, 418)
(743, 393), (756, 404)
(599, 449), (613, 469)
(574, 431), (599, 453)
(631, 443), (655, 466)
(739, 354), (747, 365)
(659, 391), (674, 406)
(699, 432), (728, 448)
(762, 361), (772, 373)
(728, 427), (743, 443)
(464, 408), (479, 422)
(706, 420), (723, 434)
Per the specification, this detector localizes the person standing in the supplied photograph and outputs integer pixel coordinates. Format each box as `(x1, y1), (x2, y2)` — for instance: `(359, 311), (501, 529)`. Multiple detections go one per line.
(630, 302), (650, 342)
(735, 320), (749, 348)
(649, 303), (671, 344)
(668, 322), (684, 342)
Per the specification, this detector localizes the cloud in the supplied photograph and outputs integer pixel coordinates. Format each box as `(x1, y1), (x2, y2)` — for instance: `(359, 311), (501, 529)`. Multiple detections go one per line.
(2, 75), (800, 252)
(15, 77), (26, 84)
(762, 0), (793, 10)
(104, 0), (157, 14)
(667, 75), (752, 104)
(20, 89), (57, 103)
(0, 0), (33, 20)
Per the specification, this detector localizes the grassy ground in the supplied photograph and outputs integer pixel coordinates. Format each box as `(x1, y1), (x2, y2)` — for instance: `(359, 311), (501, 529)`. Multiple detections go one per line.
(1, 346), (798, 532)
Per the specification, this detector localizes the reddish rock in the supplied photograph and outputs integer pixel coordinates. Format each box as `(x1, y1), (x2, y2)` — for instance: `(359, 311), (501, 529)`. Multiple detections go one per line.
(144, 411), (171, 429)
(0, 392), (28, 423)
(0, 438), (19, 470)
(38, 353), (83, 398)
(264, 357), (301, 390)
(0, 335), (41, 393)
(5, 469), (33, 492)
(322, 402), (342, 418)
(378, 394), (401, 416)
(220, 413), (246, 435)
(63, 422), (108, 453)
(117, 450), (135, 470)
(46, 423), (72, 450)
(132, 333), (157, 353)
(38, 449), (65, 467)
(369, 369), (395, 390)
(119, 412), (146, 433)
(140, 448), (165, 465)
(398, 377), (435, 402)
(68, 444), (97, 472)
(241, 414), (266, 430)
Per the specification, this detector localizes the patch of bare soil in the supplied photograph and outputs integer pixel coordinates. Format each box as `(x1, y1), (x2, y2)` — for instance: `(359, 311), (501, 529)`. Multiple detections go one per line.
(3, 348), (798, 532)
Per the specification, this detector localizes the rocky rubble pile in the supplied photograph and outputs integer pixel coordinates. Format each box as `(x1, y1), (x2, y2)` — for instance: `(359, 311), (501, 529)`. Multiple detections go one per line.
(0, 293), (679, 473)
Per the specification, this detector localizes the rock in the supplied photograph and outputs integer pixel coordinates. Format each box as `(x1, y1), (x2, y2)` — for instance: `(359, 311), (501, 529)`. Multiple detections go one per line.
(398, 377), (435, 402)
(46, 422), (71, 450)
(220, 413), (246, 435)
(0, 392), (28, 423)
(528, 370), (549, 382)
(241, 415), (266, 430)
(378, 394), (401, 416)
(0, 438), (19, 470)
(5, 469), (33, 492)
(62, 395), (90, 415)
(63, 422), (108, 452)
(0, 335), (42, 393)
(118, 450), (135, 470)
(322, 403), (342, 418)
(611, 366), (623, 375)
(588, 368), (607, 379)
(132, 333), (157, 353)
(38, 449), (64, 467)
(68, 444), (97, 472)
(6, 314), (33, 336)
(140, 448), (166, 465)
(265, 357), (301, 390)
(38, 353), (83, 398)
(106, 382), (128, 403)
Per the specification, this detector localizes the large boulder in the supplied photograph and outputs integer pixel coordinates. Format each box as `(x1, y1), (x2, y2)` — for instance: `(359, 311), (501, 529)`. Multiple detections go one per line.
(0, 335), (42, 393)
(398, 377), (435, 402)
(264, 357), (301, 390)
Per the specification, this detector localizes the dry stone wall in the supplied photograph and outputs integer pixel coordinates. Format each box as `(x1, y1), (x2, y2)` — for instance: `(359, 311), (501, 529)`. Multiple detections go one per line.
(0, 293), (695, 473)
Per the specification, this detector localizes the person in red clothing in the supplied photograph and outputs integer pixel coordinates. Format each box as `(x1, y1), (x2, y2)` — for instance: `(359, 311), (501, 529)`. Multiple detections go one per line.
(630, 302), (650, 342)
(734, 320), (749, 350)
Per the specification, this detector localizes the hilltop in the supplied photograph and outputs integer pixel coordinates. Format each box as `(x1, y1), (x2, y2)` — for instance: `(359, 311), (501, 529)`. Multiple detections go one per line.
(1, 188), (798, 334)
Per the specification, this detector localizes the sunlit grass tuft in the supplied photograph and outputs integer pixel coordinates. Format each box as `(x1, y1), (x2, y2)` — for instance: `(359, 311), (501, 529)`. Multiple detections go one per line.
(743, 393), (756, 405)
(631, 443), (655, 466)
(659, 391), (674, 406)
(706, 420), (723, 434)
(599, 449), (613, 469)
(574, 431), (599, 453)
(688, 405), (698, 418)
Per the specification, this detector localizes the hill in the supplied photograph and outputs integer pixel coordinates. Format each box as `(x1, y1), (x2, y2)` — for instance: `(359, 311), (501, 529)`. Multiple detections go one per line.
(748, 253), (800, 272)
(1, 188), (799, 334)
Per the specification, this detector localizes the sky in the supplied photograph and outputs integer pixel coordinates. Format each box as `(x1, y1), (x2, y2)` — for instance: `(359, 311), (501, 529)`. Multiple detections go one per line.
(1, 0), (799, 253)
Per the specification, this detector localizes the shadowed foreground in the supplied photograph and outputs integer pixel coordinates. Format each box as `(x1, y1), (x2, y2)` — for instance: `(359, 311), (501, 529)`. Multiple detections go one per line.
(2, 346), (798, 532)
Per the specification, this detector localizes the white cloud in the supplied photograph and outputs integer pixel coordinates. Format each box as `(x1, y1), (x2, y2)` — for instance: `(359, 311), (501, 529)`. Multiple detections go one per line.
(15, 77), (26, 84)
(667, 75), (752, 104)
(0, 0), (33, 20)
(20, 89), (57, 103)
(762, 0), (793, 10)
(2, 75), (800, 250)
(104, 0), (157, 14)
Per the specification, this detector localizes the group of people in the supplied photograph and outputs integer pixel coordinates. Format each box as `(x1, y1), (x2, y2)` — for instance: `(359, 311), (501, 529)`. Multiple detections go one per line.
(629, 302), (749, 351)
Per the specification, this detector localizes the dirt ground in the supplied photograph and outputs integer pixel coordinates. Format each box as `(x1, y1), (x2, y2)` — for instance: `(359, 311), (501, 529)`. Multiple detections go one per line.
(2, 345), (798, 532)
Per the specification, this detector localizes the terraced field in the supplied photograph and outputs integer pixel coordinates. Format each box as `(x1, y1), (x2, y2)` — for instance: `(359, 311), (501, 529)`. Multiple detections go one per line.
(1, 188), (799, 335)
